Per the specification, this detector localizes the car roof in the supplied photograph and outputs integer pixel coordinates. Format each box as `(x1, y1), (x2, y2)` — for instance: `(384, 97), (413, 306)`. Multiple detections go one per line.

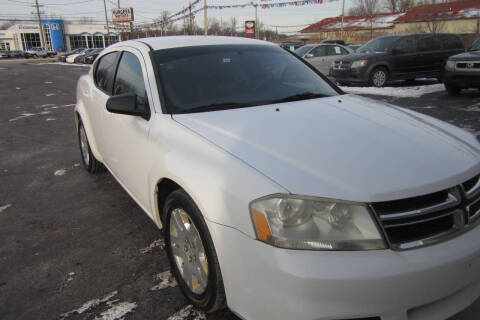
(111, 36), (276, 51)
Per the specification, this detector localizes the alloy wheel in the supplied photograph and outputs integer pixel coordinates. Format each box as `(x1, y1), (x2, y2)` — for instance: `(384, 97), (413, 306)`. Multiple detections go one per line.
(79, 126), (90, 166)
(372, 70), (387, 87)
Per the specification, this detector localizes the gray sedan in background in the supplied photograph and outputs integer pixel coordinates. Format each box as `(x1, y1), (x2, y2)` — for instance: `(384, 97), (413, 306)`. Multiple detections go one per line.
(295, 43), (353, 75)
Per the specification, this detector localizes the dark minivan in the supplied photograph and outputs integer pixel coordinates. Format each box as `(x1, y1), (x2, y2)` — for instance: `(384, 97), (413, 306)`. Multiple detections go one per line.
(330, 33), (464, 87)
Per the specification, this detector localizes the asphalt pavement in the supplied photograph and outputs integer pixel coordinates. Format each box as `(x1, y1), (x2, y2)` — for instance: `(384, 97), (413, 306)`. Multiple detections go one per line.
(0, 60), (479, 320)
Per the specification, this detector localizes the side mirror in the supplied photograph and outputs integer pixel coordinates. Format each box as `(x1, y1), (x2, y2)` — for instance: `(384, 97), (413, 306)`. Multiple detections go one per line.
(304, 53), (314, 59)
(106, 93), (150, 120)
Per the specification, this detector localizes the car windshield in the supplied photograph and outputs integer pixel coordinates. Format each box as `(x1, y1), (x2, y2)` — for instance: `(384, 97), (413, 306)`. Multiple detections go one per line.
(154, 44), (338, 114)
(358, 36), (401, 53)
(470, 38), (480, 51)
(294, 45), (315, 56)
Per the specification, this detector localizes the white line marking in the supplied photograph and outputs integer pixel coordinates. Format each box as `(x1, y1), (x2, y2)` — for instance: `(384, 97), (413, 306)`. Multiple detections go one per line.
(140, 239), (165, 253)
(151, 271), (177, 291)
(167, 305), (206, 320)
(0, 204), (12, 213)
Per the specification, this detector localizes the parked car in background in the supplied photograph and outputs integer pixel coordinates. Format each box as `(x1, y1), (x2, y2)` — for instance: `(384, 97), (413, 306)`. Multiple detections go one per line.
(0, 51), (9, 59)
(58, 48), (84, 62)
(75, 36), (480, 320)
(347, 44), (361, 52)
(9, 50), (25, 58)
(66, 48), (94, 63)
(82, 48), (103, 64)
(330, 33), (464, 87)
(278, 41), (303, 52)
(443, 36), (480, 95)
(25, 47), (49, 58)
(295, 43), (353, 75)
(75, 48), (102, 64)
(323, 39), (345, 45)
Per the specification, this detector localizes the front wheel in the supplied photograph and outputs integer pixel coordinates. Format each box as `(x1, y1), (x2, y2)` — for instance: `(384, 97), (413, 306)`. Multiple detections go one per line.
(78, 121), (105, 174)
(369, 67), (388, 87)
(445, 84), (461, 95)
(164, 190), (226, 312)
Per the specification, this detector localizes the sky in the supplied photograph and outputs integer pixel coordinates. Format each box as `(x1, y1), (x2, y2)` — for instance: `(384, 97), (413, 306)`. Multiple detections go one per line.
(1, 0), (354, 33)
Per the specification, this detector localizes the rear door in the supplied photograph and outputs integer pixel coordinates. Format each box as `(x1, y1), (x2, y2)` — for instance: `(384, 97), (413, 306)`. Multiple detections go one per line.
(391, 35), (421, 78)
(324, 45), (351, 74)
(416, 34), (442, 73)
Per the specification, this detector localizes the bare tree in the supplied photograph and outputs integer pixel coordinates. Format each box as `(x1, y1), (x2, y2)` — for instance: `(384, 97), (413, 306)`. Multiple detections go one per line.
(229, 16), (237, 36)
(208, 18), (221, 35)
(425, 19), (446, 33)
(384, 0), (416, 13)
(156, 11), (173, 36)
(350, 0), (381, 16)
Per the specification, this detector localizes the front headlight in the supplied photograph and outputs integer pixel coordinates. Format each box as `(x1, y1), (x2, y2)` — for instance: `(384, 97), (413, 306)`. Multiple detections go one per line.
(250, 195), (386, 250)
(351, 60), (368, 68)
(445, 60), (456, 71)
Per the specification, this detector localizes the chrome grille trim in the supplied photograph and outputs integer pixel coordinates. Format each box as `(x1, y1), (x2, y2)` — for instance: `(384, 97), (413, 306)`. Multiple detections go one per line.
(370, 175), (480, 251)
(379, 189), (460, 221)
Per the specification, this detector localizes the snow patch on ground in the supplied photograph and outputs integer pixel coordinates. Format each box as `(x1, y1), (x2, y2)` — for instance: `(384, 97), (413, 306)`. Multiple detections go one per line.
(93, 301), (137, 320)
(45, 62), (91, 68)
(45, 93), (55, 97)
(9, 112), (35, 122)
(44, 81), (53, 84)
(167, 305), (206, 320)
(0, 204), (12, 213)
(54, 169), (67, 176)
(340, 83), (445, 98)
(46, 118), (56, 121)
(15, 87), (21, 90)
(59, 291), (118, 319)
(465, 104), (480, 112)
(140, 239), (165, 253)
(151, 271), (177, 291)
(67, 272), (75, 281)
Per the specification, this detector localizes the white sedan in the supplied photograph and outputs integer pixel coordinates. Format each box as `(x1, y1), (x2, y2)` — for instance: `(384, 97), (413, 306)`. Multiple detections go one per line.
(75, 36), (480, 320)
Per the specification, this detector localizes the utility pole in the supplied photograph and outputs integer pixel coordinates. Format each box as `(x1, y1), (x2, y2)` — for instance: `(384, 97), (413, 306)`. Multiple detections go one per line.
(254, 4), (258, 40)
(204, 0), (207, 35)
(183, 7), (186, 35)
(340, 0), (345, 39)
(103, 0), (110, 35)
(33, 0), (45, 49)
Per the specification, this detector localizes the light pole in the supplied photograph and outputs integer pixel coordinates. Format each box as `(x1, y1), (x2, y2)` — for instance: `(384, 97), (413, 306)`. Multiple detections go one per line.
(340, 0), (345, 39)
(34, 0), (45, 49)
(103, 0), (110, 35)
(254, 4), (258, 39)
(204, 0), (208, 35)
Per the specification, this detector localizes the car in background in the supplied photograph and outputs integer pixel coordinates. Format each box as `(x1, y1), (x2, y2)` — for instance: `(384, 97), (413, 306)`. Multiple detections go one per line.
(0, 51), (9, 59)
(57, 48), (84, 62)
(295, 43), (353, 75)
(443, 37), (480, 95)
(9, 50), (25, 58)
(323, 39), (345, 45)
(75, 36), (480, 320)
(25, 47), (49, 58)
(75, 48), (102, 64)
(82, 48), (103, 64)
(330, 33), (464, 87)
(66, 48), (94, 63)
(278, 42), (303, 52)
(347, 44), (361, 52)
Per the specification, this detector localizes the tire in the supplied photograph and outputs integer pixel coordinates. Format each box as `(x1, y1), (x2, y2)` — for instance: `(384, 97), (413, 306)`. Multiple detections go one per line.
(164, 189), (226, 312)
(77, 121), (105, 174)
(445, 84), (461, 95)
(369, 67), (388, 87)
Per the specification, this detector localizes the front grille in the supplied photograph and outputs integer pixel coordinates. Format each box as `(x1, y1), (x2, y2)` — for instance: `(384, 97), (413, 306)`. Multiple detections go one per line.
(370, 174), (480, 250)
(333, 60), (351, 70)
(456, 62), (480, 69)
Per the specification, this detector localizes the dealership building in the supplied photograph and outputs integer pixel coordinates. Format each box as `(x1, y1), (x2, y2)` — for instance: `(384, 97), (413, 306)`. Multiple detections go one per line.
(0, 19), (121, 52)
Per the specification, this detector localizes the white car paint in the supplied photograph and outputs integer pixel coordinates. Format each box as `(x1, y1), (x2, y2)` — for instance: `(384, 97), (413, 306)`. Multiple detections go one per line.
(75, 36), (480, 320)
(66, 53), (83, 63)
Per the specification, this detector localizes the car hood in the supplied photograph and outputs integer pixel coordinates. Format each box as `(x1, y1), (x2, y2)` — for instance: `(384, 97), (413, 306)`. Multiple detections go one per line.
(173, 95), (480, 202)
(449, 50), (480, 61)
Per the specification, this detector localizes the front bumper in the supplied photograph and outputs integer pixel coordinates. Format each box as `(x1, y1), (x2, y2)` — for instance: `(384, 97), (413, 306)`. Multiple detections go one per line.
(207, 220), (480, 320)
(330, 67), (369, 84)
(443, 70), (480, 89)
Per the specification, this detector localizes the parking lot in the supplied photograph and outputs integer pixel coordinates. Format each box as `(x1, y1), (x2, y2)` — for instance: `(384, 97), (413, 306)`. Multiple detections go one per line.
(1, 60), (480, 320)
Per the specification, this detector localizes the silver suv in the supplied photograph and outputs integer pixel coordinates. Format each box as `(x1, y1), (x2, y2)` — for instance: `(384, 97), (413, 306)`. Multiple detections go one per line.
(443, 37), (480, 94)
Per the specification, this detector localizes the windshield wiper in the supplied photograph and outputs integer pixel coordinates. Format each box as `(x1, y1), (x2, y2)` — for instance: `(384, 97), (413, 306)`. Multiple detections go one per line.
(178, 102), (253, 113)
(269, 92), (329, 104)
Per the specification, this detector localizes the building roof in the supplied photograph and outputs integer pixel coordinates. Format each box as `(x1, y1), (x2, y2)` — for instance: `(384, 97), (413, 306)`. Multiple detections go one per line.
(301, 0), (480, 33)
(395, 0), (480, 23)
(301, 12), (405, 33)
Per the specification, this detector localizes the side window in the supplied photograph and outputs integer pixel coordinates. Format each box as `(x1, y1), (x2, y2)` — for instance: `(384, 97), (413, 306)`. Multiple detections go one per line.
(442, 34), (464, 50)
(311, 46), (326, 57)
(327, 46), (348, 55)
(417, 35), (441, 52)
(113, 51), (149, 113)
(95, 52), (120, 93)
(394, 36), (416, 54)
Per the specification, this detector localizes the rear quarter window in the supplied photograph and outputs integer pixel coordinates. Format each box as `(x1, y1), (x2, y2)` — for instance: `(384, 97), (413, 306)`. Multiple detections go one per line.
(441, 34), (464, 50)
(94, 51), (120, 94)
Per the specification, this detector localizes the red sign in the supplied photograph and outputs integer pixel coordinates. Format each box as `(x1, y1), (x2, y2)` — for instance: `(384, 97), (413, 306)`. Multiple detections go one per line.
(245, 21), (255, 35)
